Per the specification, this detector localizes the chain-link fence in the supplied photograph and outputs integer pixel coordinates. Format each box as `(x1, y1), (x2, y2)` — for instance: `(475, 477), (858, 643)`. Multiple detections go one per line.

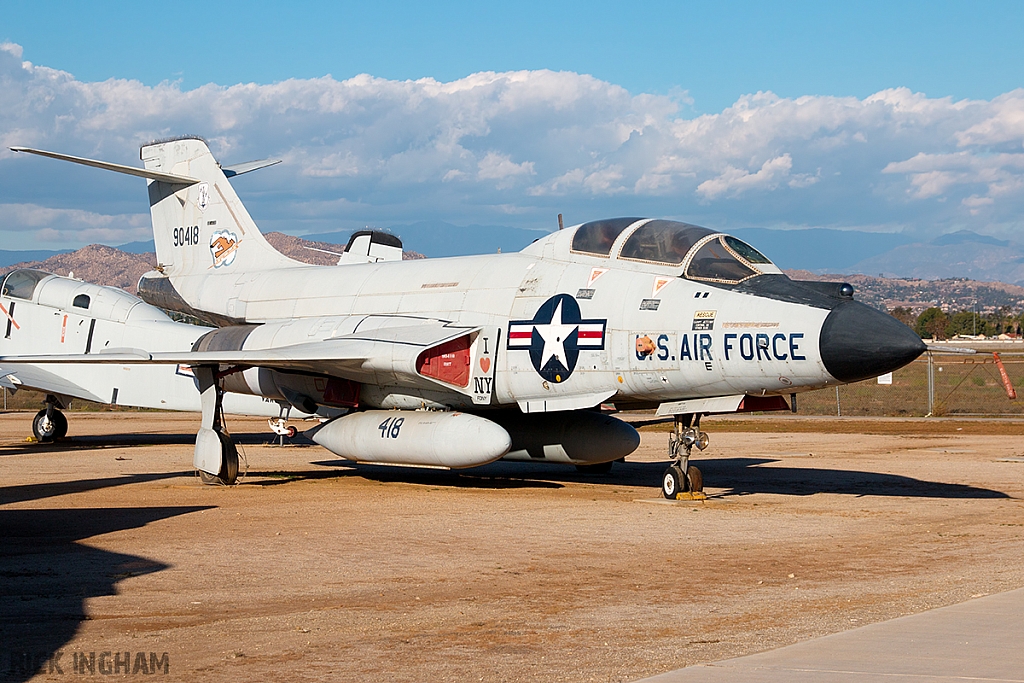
(796, 350), (1024, 417)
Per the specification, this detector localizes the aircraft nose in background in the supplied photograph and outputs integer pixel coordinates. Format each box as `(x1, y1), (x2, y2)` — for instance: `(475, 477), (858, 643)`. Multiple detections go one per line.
(819, 301), (926, 383)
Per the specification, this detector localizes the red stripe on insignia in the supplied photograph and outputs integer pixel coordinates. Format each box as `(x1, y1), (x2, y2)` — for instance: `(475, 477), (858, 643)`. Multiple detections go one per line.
(509, 331), (533, 339)
(577, 331), (603, 338)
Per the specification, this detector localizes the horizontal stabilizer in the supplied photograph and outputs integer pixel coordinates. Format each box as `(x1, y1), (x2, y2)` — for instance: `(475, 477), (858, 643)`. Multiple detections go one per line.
(221, 158), (282, 177)
(10, 147), (200, 185)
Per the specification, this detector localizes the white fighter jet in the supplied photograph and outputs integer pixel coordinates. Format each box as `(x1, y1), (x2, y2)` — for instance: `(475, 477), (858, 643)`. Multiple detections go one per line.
(6, 138), (925, 498)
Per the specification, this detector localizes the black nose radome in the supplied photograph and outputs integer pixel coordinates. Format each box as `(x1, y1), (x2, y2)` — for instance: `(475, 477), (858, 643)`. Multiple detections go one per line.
(819, 301), (926, 383)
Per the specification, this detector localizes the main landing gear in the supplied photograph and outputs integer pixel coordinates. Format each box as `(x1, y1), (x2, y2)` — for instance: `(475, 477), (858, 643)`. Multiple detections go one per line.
(193, 366), (239, 485)
(32, 395), (68, 443)
(662, 413), (707, 500)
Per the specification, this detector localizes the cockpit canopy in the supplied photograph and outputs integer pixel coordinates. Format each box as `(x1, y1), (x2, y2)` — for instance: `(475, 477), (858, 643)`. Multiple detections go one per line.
(1, 268), (49, 301)
(1, 268), (163, 323)
(569, 217), (778, 285)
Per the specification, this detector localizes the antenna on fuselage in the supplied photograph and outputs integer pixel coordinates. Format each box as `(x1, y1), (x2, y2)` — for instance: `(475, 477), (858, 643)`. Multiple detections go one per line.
(557, 213), (564, 230)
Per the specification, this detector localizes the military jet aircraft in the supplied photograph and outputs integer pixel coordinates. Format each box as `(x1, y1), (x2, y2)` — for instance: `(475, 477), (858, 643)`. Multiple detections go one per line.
(7, 138), (925, 498)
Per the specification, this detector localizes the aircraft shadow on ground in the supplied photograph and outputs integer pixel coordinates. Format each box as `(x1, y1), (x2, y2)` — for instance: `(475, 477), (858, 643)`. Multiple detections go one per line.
(697, 457), (1011, 499)
(0, 505), (210, 682)
(267, 462), (566, 489)
(0, 432), (308, 456)
(0, 472), (188, 507)
(306, 457), (1009, 499)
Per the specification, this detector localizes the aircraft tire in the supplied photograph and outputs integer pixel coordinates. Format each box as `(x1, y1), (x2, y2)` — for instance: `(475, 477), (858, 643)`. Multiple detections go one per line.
(32, 409), (57, 443)
(286, 426), (297, 438)
(575, 461), (613, 474)
(52, 410), (69, 440)
(686, 465), (703, 493)
(199, 432), (239, 486)
(662, 465), (684, 499)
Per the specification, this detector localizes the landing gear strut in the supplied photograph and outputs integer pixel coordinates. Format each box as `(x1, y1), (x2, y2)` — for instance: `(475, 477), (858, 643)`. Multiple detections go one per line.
(269, 403), (296, 445)
(32, 395), (68, 443)
(662, 413), (707, 500)
(194, 366), (239, 485)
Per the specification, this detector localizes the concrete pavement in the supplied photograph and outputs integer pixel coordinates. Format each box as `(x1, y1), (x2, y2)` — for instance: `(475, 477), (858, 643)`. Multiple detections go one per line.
(638, 587), (1024, 682)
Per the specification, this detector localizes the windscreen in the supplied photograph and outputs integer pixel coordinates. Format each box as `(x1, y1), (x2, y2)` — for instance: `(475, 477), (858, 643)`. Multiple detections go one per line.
(723, 236), (772, 264)
(2, 269), (50, 300)
(571, 218), (642, 256)
(685, 236), (760, 283)
(619, 220), (714, 266)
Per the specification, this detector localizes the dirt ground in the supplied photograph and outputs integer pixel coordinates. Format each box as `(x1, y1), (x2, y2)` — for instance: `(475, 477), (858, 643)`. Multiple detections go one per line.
(1, 411), (1023, 682)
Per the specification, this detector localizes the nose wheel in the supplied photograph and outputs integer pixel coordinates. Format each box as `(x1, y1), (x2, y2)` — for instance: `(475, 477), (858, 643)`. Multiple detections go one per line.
(662, 413), (707, 500)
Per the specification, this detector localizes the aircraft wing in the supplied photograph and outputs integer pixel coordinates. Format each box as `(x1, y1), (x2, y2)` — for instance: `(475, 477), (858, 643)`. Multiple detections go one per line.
(0, 323), (481, 389)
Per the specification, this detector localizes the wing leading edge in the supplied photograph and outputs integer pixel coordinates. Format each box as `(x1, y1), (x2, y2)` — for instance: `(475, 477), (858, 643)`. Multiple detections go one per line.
(0, 323), (480, 389)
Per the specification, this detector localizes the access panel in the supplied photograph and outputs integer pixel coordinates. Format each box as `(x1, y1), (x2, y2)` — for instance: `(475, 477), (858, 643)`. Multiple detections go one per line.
(416, 335), (472, 387)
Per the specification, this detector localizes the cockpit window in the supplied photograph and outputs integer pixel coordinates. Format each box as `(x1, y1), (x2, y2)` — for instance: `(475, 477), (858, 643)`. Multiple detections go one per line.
(619, 220), (714, 266)
(685, 236), (762, 283)
(723, 236), (772, 264)
(2, 269), (50, 301)
(73, 294), (91, 309)
(571, 218), (642, 256)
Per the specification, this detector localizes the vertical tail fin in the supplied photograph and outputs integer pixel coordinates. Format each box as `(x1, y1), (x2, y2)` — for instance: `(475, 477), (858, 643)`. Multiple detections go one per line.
(142, 137), (302, 277)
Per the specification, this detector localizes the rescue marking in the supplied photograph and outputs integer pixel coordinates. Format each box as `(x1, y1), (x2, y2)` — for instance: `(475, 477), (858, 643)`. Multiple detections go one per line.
(692, 310), (716, 331)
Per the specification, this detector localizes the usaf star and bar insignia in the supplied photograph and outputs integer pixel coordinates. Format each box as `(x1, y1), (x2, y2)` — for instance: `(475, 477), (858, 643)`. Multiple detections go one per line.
(508, 294), (606, 383)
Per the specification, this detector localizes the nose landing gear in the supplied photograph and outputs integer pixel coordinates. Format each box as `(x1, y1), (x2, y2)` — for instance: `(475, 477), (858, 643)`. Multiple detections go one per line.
(662, 413), (707, 500)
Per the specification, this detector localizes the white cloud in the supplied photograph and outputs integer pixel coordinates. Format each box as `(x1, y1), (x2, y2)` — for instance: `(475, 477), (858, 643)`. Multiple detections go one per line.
(696, 154), (793, 200)
(883, 151), (1024, 207)
(476, 151), (535, 187)
(2, 43), (1024, 248)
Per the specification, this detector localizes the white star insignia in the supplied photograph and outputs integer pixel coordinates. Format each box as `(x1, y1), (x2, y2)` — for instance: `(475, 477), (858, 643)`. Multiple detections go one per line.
(534, 299), (578, 370)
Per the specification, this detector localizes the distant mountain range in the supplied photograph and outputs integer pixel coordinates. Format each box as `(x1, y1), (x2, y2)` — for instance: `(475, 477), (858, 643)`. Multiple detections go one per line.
(3, 224), (1022, 285)
(842, 231), (1024, 284)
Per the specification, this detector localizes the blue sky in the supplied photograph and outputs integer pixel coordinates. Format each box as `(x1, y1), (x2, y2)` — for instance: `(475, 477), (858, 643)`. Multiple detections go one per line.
(0, 1), (1023, 251)
(5, 1), (1022, 114)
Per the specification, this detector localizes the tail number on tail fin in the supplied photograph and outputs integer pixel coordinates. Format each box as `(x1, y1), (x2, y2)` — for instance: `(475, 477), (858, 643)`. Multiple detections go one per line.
(173, 225), (200, 247)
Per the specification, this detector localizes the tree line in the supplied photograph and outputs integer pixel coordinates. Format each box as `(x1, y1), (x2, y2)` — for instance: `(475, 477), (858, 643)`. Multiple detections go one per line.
(889, 306), (1024, 340)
